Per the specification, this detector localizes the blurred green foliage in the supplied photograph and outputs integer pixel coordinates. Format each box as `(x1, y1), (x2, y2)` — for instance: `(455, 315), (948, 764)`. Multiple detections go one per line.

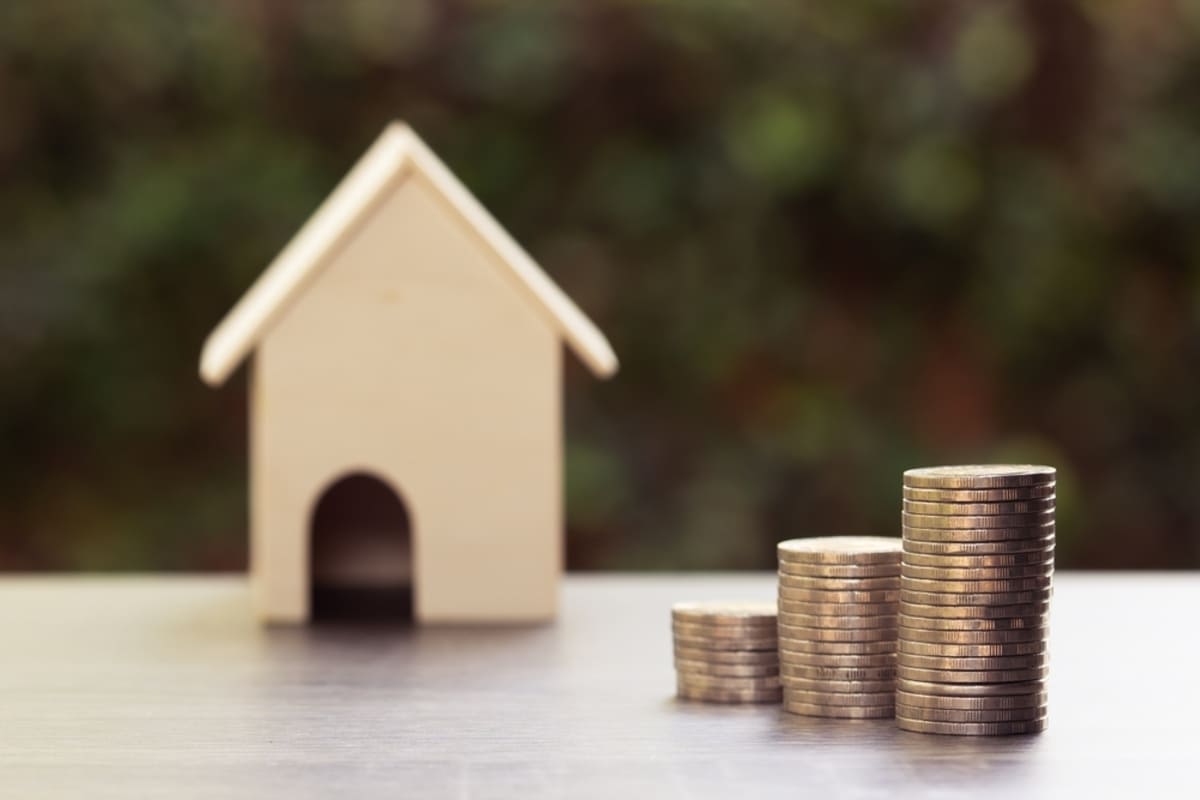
(2, 0), (1199, 571)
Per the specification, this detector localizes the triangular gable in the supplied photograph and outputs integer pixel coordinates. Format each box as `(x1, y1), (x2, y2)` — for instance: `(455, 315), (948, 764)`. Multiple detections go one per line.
(199, 123), (618, 386)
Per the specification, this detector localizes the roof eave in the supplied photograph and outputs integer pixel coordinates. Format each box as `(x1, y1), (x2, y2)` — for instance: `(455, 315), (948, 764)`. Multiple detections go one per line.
(199, 122), (619, 386)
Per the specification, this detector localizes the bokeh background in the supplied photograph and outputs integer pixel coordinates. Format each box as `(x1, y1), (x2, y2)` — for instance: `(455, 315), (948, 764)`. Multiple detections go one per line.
(2, 0), (1199, 573)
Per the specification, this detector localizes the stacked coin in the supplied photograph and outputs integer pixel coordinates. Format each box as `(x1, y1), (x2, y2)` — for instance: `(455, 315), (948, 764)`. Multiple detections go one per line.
(776, 537), (903, 719)
(672, 602), (782, 703)
(897, 465), (1055, 736)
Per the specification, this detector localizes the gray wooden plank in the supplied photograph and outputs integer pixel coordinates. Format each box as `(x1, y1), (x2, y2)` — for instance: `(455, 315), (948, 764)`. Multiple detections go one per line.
(0, 573), (1196, 798)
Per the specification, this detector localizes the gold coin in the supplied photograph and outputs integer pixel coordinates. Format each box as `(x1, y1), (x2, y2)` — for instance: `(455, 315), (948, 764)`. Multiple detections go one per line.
(897, 678), (1046, 697)
(903, 510), (1055, 530)
(903, 529), (1056, 548)
(777, 611), (899, 630)
(778, 599), (898, 617)
(778, 650), (897, 668)
(903, 484), (1056, 502)
(778, 586), (900, 604)
(902, 550), (1055, 569)
(776, 623), (898, 642)
(781, 663), (897, 681)
(669, 619), (780, 637)
(904, 535), (1055, 556)
(677, 683), (783, 704)
(783, 700), (894, 719)
(783, 687), (895, 706)
(672, 621), (778, 640)
(897, 664), (1049, 684)
(777, 537), (903, 565)
(896, 704), (1046, 723)
(778, 637), (896, 655)
(782, 675), (895, 693)
(900, 626), (1047, 645)
(778, 574), (900, 591)
(676, 672), (782, 692)
(672, 645), (779, 664)
(904, 524), (1056, 544)
(896, 715), (1047, 735)
(903, 465), (1056, 489)
(900, 588), (1052, 606)
(671, 601), (777, 626)
(777, 562), (901, 579)
(674, 658), (779, 678)
(673, 634), (777, 652)
(901, 563), (1054, 581)
(902, 497), (1056, 516)
(899, 613), (1049, 631)
(899, 600), (1051, 619)
(900, 575), (1053, 594)
(898, 639), (1047, 658)
(896, 690), (1046, 710)
(897, 652), (1048, 671)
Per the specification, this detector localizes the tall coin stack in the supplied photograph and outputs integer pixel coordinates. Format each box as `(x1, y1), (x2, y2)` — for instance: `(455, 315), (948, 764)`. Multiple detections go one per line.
(776, 537), (903, 719)
(897, 465), (1055, 736)
(672, 602), (783, 704)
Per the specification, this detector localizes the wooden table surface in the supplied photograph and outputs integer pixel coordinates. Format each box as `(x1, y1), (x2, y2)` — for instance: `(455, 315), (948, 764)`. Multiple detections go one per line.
(1, 573), (1197, 798)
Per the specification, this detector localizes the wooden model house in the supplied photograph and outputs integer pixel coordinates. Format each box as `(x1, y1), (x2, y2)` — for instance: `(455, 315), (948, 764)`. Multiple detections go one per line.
(199, 123), (618, 624)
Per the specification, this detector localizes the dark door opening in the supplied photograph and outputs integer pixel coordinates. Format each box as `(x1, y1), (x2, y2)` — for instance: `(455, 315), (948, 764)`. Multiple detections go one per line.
(310, 472), (413, 623)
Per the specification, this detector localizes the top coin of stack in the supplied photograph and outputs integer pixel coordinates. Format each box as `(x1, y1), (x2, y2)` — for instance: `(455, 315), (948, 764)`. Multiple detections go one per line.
(672, 601), (782, 704)
(776, 536), (903, 719)
(897, 465), (1055, 736)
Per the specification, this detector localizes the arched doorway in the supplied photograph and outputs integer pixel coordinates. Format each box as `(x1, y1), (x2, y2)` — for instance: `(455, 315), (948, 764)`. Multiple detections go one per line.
(309, 472), (413, 622)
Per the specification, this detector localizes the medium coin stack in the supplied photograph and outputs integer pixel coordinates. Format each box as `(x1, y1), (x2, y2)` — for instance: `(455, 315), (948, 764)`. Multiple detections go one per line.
(777, 537), (903, 719)
(897, 465), (1055, 736)
(672, 602), (782, 704)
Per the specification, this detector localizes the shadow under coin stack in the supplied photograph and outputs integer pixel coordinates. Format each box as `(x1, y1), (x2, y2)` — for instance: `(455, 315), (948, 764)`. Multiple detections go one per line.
(672, 602), (782, 704)
(897, 465), (1056, 736)
(776, 537), (903, 719)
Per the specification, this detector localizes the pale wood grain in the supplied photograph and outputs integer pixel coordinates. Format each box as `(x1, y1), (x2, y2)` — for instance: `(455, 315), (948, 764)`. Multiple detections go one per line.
(199, 123), (617, 626)
(252, 164), (562, 624)
(0, 573), (1197, 798)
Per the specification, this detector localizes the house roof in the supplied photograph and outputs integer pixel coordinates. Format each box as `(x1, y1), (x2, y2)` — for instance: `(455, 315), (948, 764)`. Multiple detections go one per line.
(199, 123), (619, 386)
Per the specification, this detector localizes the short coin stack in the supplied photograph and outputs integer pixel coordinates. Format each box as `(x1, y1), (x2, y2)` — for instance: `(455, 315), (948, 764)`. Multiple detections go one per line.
(897, 465), (1055, 736)
(776, 537), (903, 719)
(672, 602), (782, 704)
